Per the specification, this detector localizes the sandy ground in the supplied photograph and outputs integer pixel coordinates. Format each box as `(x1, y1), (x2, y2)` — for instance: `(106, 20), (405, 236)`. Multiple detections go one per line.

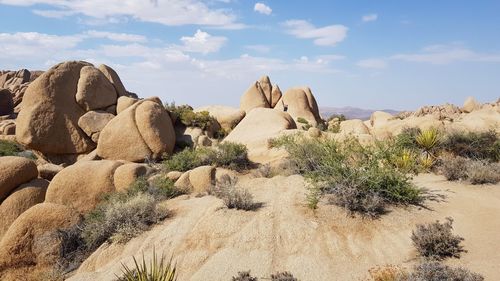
(68, 173), (500, 281)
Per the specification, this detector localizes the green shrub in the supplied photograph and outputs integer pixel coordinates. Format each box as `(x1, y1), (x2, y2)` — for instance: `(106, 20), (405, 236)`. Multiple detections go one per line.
(442, 130), (500, 162)
(164, 142), (250, 172)
(296, 117), (309, 124)
(327, 114), (347, 122)
(165, 102), (216, 131)
(394, 127), (421, 150)
(466, 160), (500, 184)
(411, 217), (465, 260)
(272, 135), (423, 217)
(403, 262), (483, 281)
(0, 140), (21, 156)
(439, 156), (469, 181)
(117, 249), (177, 281)
(232, 271), (258, 281)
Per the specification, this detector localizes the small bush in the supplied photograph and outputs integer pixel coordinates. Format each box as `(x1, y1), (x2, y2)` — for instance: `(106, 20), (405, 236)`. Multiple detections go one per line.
(368, 265), (407, 281)
(164, 142), (249, 172)
(117, 249), (177, 281)
(296, 117), (309, 124)
(165, 102), (216, 131)
(395, 127), (422, 150)
(232, 271), (258, 281)
(466, 160), (500, 184)
(403, 262), (483, 281)
(411, 217), (465, 260)
(0, 140), (21, 156)
(271, 271), (298, 281)
(439, 156), (469, 181)
(327, 114), (347, 122)
(442, 130), (500, 162)
(272, 135), (422, 217)
(211, 175), (259, 211)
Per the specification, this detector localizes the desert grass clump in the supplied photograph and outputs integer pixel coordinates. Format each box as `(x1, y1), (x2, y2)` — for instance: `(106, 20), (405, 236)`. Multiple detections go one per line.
(117, 249), (177, 281)
(271, 271), (299, 281)
(394, 127), (422, 150)
(163, 148), (208, 172)
(0, 139), (21, 156)
(411, 217), (465, 260)
(442, 130), (500, 162)
(210, 175), (258, 211)
(212, 142), (250, 170)
(439, 156), (469, 181)
(368, 265), (407, 281)
(272, 135), (423, 217)
(402, 262), (483, 281)
(466, 160), (500, 184)
(232, 271), (258, 281)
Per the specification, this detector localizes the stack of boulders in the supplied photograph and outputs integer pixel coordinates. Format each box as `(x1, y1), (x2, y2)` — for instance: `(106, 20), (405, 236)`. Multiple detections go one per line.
(0, 69), (43, 114)
(11, 61), (175, 165)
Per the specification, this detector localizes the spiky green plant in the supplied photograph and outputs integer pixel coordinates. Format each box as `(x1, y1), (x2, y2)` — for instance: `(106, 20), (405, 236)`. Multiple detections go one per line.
(117, 249), (177, 281)
(416, 128), (440, 154)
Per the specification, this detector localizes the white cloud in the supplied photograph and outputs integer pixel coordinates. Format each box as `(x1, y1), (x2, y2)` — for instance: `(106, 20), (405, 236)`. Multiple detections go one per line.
(362, 14), (378, 22)
(85, 30), (147, 43)
(254, 2), (272, 15)
(180, 29), (227, 54)
(391, 44), (500, 64)
(356, 58), (387, 69)
(0, 0), (240, 27)
(283, 20), (348, 46)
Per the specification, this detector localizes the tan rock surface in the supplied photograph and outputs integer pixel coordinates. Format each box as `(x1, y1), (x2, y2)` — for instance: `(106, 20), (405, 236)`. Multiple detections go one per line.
(76, 66), (117, 111)
(0, 156), (38, 202)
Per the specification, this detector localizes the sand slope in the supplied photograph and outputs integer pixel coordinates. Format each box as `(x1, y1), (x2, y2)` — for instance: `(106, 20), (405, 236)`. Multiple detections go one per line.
(68, 174), (500, 281)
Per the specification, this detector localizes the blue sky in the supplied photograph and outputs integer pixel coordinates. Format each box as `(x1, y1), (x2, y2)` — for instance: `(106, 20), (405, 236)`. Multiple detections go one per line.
(1, 0), (499, 110)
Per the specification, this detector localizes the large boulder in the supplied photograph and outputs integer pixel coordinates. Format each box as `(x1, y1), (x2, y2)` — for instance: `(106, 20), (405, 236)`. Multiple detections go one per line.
(0, 203), (79, 279)
(240, 81), (270, 113)
(195, 105), (246, 131)
(116, 96), (139, 114)
(97, 99), (175, 162)
(189, 165), (215, 193)
(76, 66), (117, 111)
(0, 89), (14, 116)
(113, 163), (152, 192)
(78, 110), (115, 143)
(98, 64), (128, 97)
(462, 96), (480, 113)
(274, 87), (322, 127)
(45, 160), (123, 213)
(339, 119), (370, 135)
(0, 156), (38, 202)
(0, 179), (48, 238)
(224, 108), (296, 163)
(370, 111), (394, 127)
(270, 84), (283, 108)
(15, 61), (96, 158)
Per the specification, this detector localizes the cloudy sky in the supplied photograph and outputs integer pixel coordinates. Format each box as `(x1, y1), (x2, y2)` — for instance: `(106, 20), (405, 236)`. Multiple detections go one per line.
(0, 0), (499, 110)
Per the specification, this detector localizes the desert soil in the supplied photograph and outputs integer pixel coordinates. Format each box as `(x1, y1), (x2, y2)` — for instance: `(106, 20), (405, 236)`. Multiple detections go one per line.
(68, 173), (500, 281)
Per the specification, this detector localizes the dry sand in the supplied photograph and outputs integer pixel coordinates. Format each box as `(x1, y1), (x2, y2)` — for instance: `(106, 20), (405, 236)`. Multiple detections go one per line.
(68, 173), (500, 281)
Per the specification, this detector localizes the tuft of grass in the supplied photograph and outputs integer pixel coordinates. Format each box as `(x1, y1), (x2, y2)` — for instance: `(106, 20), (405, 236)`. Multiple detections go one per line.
(402, 262), (484, 281)
(439, 156), (469, 181)
(232, 271), (258, 281)
(411, 217), (465, 260)
(210, 175), (259, 211)
(466, 160), (500, 184)
(117, 249), (177, 281)
(442, 130), (500, 162)
(271, 271), (299, 281)
(272, 135), (423, 217)
(0, 139), (21, 156)
(163, 142), (250, 172)
(368, 265), (407, 281)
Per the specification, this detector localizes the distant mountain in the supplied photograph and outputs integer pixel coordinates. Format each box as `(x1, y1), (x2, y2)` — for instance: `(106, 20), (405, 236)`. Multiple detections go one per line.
(320, 106), (401, 120)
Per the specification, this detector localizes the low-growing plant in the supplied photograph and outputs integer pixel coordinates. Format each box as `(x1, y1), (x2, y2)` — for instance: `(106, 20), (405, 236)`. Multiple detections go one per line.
(232, 271), (258, 281)
(270, 271), (298, 281)
(439, 156), (469, 181)
(326, 114), (347, 122)
(402, 262), (483, 281)
(0, 139), (21, 156)
(165, 102), (217, 131)
(411, 217), (465, 260)
(416, 128), (441, 157)
(368, 265), (407, 281)
(394, 127), (422, 150)
(296, 117), (309, 124)
(117, 249), (177, 281)
(211, 175), (259, 211)
(442, 130), (500, 162)
(272, 135), (423, 217)
(164, 142), (250, 172)
(466, 160), (500, 184)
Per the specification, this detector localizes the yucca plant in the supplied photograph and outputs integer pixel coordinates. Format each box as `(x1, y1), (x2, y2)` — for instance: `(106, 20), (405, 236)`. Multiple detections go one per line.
(117, 249), (176, 281)
(394, 149), (417, 173)
(416, 128), (440, 155)
(419, 154), (435, 172)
